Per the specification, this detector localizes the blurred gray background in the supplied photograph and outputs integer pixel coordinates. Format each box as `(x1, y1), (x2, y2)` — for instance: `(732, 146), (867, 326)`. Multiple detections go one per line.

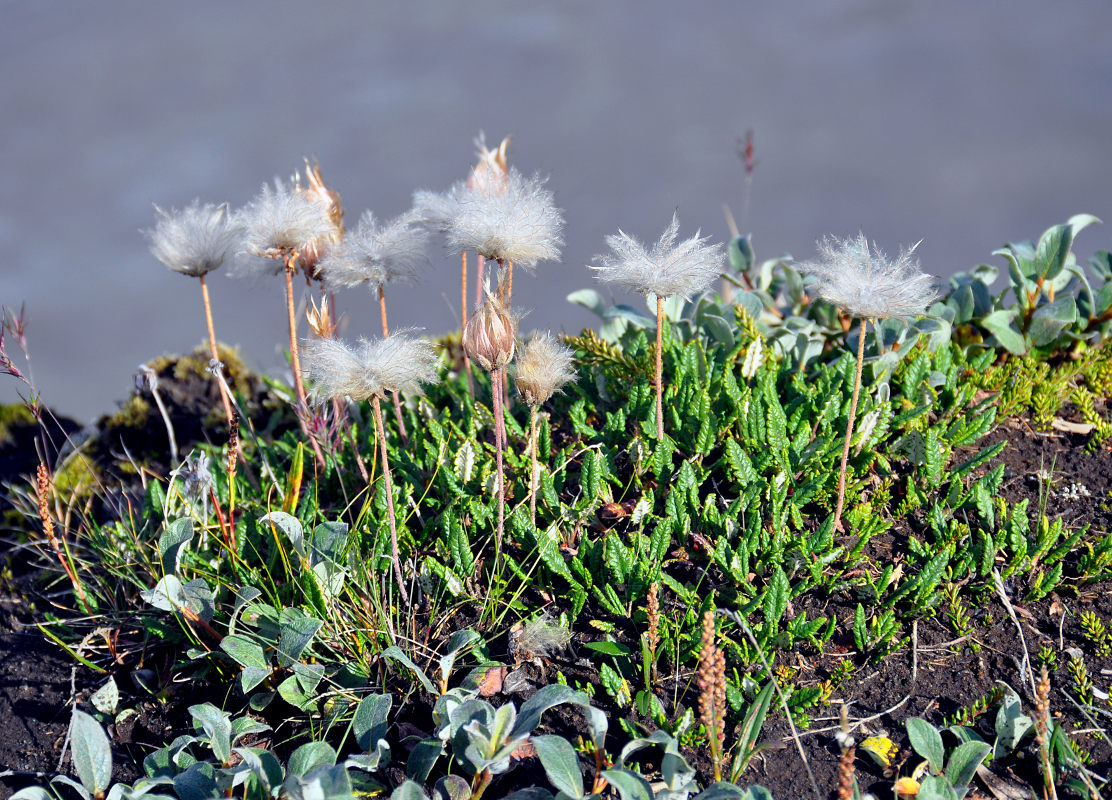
(2, 1), (1111, 421)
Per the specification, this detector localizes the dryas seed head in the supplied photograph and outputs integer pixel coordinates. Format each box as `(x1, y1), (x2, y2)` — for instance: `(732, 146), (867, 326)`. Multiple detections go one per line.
(464, 289), (518, 372)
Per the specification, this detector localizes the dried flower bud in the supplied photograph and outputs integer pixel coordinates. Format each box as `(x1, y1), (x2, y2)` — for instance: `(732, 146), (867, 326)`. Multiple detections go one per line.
(306, 297), (338, 339)
(177, 451), (213, 502)
(467, 132), (511, 194)
(464, 289), (517, 372)
(294, 160), (345, 277)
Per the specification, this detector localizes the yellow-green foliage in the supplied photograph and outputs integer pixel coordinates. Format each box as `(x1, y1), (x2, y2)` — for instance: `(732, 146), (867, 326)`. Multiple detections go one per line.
(52, 451), (102, 499)
(0, 403), (35, 444)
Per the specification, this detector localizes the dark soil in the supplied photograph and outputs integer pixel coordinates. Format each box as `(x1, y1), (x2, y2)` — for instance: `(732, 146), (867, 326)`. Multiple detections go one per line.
(1, 400), (1110, 799)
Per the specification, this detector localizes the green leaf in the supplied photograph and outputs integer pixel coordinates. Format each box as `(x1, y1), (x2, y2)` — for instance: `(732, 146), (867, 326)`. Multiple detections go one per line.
(533, 735), (584, 799)
(762, 568), (789, 631)
(354, 694), (393, 752)
(287, 741), (337, 778)
(188, 703), (232, 764)
(945, 741), (991, 789)
(158, 518), (194, 573)
(906, 717), (944, 773)
(381, 646), (437, 694)
(220, 634), (268, 669)
(258, 511), (304, 557)
(1027, 296), (1077, 347)
(70, 709), (112, 796)
(980, 309), (1026, 355)
(600, 768), (655, 800)
(276, 608), (322, 668)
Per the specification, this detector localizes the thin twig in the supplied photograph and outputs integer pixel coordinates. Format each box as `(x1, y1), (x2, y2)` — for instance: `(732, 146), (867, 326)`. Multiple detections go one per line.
(992, 570), (1036, 696)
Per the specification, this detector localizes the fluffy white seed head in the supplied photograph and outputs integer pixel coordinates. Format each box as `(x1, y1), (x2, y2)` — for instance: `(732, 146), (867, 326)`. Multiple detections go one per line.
(447, 168), (564, 266)
(318, 210), (429, 293)
(302, 332), (439, 404)
(412, 184), (466, 233)
(514, 332), (576, 407)
(591, 213), (724, 299)
(413, 132), (511, 234)
(236, 179), (338, 274)
(147, 201), (241, 278)
(800, 233), (937, 320)
(509, 613), (572, 662)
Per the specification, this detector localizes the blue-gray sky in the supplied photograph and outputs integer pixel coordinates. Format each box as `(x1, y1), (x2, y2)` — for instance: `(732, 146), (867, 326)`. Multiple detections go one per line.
(2, 1), (1110, 420)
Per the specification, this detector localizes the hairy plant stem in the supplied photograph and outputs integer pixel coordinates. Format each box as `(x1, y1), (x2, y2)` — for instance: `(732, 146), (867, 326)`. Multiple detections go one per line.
(528, 404), (539, 527)
(461, 250), (474, 398)
(492, 368), (507, 564)
(147, 377), (178, 467)
(284, 256), (326, 469)
(378, 285), (409, 443)
(476, 254), (485, 307)
(372, 394), (409, 605)
(655, 294), (665, 440)
(199, 275), (234, 427)
(834, 318), (868, 532)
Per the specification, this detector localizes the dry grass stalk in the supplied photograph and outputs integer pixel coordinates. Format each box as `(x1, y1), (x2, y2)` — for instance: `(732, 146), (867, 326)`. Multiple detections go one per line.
(1034, 664), (1059, 800)
(36, 464), (88, 610)
(697, 608), (727, 781)
(646, 581), (660, 684)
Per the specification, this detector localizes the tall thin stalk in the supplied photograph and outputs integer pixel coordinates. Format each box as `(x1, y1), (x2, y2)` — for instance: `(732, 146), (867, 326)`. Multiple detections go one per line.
(655, 295), (665, 440)
(834, 318), (869, 532)
(461, 250), (474, 397)
(285, 254), (327, 469)
(377, 285), (409, 442)
(198, 274), (234, 428)
(492, 367), (506, 561)
(528, 405), (539, 526)
(372, 394), (409, 604)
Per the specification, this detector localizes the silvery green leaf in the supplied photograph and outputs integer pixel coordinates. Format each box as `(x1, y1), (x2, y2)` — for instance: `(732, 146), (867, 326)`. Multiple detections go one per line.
(90, 676), (119, 715)
(313, 562), (346, 597)
(1027, 296), (1077, 347)
(11, 789), (57, 800)
(993, 683), (1033, 757)
(276, 608), (322, 668)
(158, 518), (193, 574)
(391, 781), (432, 800)
(140, 576), (186, 613)
(286, 742), (337, 778)
(50, 777), (91, 800)
(432, 775), (471, 800)
(220, 635), (268, 669)
(172, 762), (217, 800)
(354, 693), (393, 752)
(453, 440), (476, 483)
(438, 630), (481, 690)
(188, 703), (232, 764)
(700, 313), (735, 347)
(600, 769), (654, 800)
(917, 776), (960, 800)
(533, 735), (583, 799)
(980, 309), (1026, 355)
(405, 738), (443, 783)
(381, 646), (437, 694)
(945, 741), (991, 791)
(728, 235), (753, 274)
(258, 511), (304, 558)
(232, 748), (283, 793)
(906, 718), (945, 773)
(566, 289), (608, 319)
(661, 750), (696, 792)
(182, 579), (214, 623)
(228, 586), (261, 636)
(608, 304), (655, 329)
(308, 521), (348, 566)
(735, 291), (764, 321)
(695, 783), (773, 800)
(70, 710), (113, 797)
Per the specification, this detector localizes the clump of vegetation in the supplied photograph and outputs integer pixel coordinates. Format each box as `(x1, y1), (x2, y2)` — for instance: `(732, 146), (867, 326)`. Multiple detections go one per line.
(4, 135), (1112, 800)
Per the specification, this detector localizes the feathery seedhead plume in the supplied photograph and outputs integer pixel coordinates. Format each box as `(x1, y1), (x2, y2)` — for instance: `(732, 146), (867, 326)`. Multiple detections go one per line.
(236, 179), (337, 272)
(412, 132), (513, 233)
(293, 160), (346, 277)
(800, 233), (937, 320)
(467, 132), (511, 194)
(177, 451), (214, 502)
(306, 297), (338, 339)
(514, 332), (575, 407)
(301, 332), (439, 404)
(147, 201), (241, 278)
(464, 288), (518, 372)
(448, 167), (564, 267)
(591, 213), (724, 299)
(509, 613), (572, 663)
(318, 210), (428, 293)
